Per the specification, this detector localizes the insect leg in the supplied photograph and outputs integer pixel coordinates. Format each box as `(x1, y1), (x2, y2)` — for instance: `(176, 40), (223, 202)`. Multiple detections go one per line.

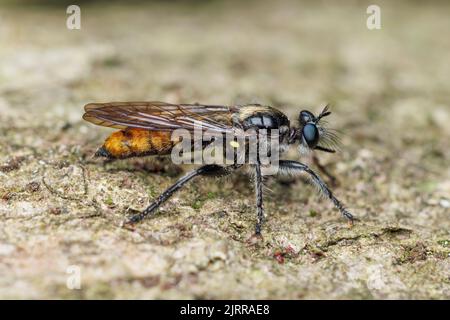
(312, 153), (339, 187)
(254, 161), (264, 235)
(125, 164), (233, 225)
(278, 160), (354, 222)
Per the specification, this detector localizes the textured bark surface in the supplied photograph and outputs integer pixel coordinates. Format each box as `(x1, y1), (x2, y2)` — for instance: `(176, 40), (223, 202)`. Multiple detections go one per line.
(0, 1), (449, 299)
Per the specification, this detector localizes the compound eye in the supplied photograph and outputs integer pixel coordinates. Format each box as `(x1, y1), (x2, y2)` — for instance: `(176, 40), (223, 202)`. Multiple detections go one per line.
(302, 123), (319, 148)
(299, 110), (315, 124)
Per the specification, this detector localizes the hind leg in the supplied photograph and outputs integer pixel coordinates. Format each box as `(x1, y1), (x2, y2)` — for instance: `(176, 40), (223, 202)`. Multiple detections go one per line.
(125, 164), (235, 225)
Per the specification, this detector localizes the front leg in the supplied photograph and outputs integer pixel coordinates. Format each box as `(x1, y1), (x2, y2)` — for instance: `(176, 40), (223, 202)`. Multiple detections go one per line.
(278, 160), (354, 222)
(312, 153), (339, 187)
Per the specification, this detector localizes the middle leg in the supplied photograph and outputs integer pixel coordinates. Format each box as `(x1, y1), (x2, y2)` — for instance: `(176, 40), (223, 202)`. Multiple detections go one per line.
(254, 161), (264, 235)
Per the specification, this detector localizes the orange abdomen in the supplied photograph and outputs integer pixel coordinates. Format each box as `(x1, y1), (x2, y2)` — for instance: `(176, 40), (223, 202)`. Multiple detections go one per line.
(100, 129), (175, 159)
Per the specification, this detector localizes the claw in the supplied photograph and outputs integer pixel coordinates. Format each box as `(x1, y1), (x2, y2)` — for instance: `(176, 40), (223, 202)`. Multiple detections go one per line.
(124, 214), (143, 225)
(246, 232), (264, 246)
(347, 219), (354, 228)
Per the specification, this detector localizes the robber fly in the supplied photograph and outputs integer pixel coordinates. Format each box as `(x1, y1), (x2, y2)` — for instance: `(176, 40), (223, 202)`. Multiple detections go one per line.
(83, 101), (354, 235)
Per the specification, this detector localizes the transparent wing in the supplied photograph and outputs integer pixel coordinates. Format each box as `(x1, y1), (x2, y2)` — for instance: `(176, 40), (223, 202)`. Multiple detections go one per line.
(83, 101), (239, 134)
